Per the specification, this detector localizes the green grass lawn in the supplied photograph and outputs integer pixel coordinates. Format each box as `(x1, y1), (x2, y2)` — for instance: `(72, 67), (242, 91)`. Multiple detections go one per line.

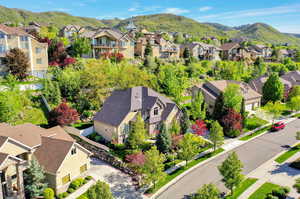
(275, 144), (300, 163)
(226, 178), (258, 199)
(243, 116), (268, 132)
(248, 182), (280, 199)
(239, 126), (271, 141)
(72, 121), (93, 130)
(146, 148), (224, 194)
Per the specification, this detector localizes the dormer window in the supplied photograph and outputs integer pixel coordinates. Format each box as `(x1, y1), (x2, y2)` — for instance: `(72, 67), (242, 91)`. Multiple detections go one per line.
(154, 107), (159, 116)
(71, 148), (77, 155)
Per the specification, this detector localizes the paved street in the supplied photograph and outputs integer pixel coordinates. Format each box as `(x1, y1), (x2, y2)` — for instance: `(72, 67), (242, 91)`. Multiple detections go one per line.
(156, 119), (300, 199)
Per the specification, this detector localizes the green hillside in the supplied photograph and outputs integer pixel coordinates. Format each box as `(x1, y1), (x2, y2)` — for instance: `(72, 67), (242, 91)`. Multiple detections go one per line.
(0, 5), (105, 28)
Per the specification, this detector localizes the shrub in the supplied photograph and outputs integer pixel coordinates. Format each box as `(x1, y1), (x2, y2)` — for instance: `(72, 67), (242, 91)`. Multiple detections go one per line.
(82, 179), (87, 184)
(85, 176), (92, 181)
(43, 188), (55, 199)
(67, 188), (75, 193)
(57, 192), (69, 199)
(227, 129), (241, 138)
(77, 196), (88, 199)
(69, 178), (84, 189)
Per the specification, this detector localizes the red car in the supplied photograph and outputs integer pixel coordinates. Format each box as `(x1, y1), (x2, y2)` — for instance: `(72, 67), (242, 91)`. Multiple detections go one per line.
(271, 122), (286, 131)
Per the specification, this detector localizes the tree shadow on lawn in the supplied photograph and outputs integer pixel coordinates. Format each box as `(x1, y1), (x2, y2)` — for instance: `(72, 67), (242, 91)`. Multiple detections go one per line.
(104, 172), (144, 199)
(269, 163), (300, 177)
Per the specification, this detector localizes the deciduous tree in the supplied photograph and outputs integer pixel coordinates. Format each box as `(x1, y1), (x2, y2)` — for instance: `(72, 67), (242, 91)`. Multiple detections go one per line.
(193, 183), (220, 199)
(223, 84), (243, 112)
(288, 96), (300, 112)
(4, 48), (29, 80)
(191, 91), (206, 121)
(49, 101), (79, 126)
(263, 101), (286, 124)
(87, 181), (114, 199)
(144, 41), (153, 57)
(209, 121), (224, 152)
(218, 152), (244, 195)
(262, 73), (284, 103)
(221, 109), (243, 137)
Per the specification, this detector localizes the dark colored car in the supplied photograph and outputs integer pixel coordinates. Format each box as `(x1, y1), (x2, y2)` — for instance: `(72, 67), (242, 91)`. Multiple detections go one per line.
(271, 122), (286, 131)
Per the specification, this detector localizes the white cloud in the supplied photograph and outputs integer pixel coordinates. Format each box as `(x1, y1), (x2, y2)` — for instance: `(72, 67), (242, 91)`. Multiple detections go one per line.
(55, 8), (71, 12)
(128, 7), (138, 12)
(199, 6), (212, 12)
(199, 4), (300, 20)
(164, 8), (190, 15)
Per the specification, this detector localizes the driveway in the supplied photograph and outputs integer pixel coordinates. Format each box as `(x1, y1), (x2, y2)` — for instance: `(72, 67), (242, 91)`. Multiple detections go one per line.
(156, 119), (300, 199)
(88, 158), (147, 199)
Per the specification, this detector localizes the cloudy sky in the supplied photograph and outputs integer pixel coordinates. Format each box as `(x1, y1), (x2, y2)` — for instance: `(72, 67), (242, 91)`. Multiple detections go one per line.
(1, 0), (300, 33)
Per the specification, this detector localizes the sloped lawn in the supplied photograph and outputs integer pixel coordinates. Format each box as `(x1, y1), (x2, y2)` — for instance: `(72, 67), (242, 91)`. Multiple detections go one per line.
(226, 178), (258, 199)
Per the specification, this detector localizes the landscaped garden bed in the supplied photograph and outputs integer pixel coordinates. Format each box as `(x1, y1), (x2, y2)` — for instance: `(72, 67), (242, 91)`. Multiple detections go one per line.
(248, 182), (289, 199)
(275, 143), (300, 163)
(57, 176), (93, 199)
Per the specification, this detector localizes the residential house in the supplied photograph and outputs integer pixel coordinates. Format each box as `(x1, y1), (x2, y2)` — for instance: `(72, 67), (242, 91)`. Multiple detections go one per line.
(94, 86), (181, 144)
(22, 22), (42, 33)
(0, 24), (48, 78)
(279, 49), (296, 59)
(281, 70), (300, 87)
(60, 25), (85, 39)
(180, 42), (221, 61)
(193, 80), (262, 113)
(249, 75), (292, 96)
(220, 42), (251, 61)
(249, 44), (273, 59)
(0, 123), (92, 198)
(82, 28), (134, 59)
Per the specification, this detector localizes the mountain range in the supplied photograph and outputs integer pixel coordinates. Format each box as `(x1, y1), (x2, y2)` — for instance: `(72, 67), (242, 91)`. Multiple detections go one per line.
(0, 5), (299, 46)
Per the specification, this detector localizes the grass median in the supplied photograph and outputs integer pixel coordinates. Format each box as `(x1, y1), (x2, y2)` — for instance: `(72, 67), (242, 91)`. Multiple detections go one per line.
(239, 126), (271, 141)
(275, 143), (300, 163)
(146, 148), (224, 195)
(226, 178), (258, 199)
(248, 182), (280, 199)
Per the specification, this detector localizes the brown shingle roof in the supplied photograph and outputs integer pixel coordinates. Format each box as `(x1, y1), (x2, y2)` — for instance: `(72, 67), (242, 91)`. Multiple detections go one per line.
(0, 24), (30, 36)
(0, 123), (43, 148)
(220, 42), (240, 51)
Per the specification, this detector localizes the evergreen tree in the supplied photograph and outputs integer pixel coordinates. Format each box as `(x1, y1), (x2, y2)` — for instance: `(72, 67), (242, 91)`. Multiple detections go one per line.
(156, 123), (172, 153)
(295, 49), (300, 62)
(191, 91), (206, 121)
(193, 183), (221, 199)
(144, 41), (153, 57)
(262, 73), (284, 103)
(209, 121), (224, 152)
(218, 152), (244, 195)
(183, 47), (191, 59)
(181, 108), (190, 134)
(142, 146), (166, 188)
(24, 158), (47, 198)
(42, 78), (61, 105)
(240, 98), (247, 127)
(213, 93), (225, 120)
(126, 112), (146, 149)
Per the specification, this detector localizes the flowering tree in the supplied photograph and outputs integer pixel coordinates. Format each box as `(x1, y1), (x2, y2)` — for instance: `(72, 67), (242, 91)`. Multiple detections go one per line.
(191, 120), (208, 136)
(49, 101), (79, 126)
(100, 52), (124, 63)
(125, 151), (145, 173)
(221, 109), (243, 137)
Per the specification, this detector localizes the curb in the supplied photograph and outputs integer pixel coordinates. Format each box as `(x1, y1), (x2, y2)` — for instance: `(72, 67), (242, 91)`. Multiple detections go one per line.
(150, 117), (299, 199)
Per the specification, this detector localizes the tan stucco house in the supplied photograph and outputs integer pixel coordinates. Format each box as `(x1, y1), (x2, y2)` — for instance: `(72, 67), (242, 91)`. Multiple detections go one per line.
(82, 28), (134, 59)
(193, 80), (262, 113)
(0, 123), (92, 199)
(0, 24), (48, 78)
(94, 86), (182, 144)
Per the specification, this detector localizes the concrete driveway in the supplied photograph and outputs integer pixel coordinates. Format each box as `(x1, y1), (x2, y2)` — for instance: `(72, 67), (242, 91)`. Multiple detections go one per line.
(88, 158), (147, 199)
(156, 119), (300, 199)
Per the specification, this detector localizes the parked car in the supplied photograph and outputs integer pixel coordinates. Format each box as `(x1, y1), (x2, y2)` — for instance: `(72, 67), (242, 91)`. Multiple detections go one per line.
(271, 122), (286, 131)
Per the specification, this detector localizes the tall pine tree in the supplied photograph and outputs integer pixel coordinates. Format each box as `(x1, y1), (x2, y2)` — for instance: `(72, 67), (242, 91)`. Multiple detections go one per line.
(126, 112), (147, 149)
(156, 123), (172, 153)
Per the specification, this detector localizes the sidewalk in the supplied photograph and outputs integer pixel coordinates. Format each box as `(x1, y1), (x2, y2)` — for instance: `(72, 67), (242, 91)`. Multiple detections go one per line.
(239, 150), (300, 199)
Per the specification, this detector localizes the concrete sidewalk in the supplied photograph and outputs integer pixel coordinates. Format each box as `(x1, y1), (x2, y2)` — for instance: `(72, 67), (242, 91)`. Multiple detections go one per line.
(239, 151), (300, 199)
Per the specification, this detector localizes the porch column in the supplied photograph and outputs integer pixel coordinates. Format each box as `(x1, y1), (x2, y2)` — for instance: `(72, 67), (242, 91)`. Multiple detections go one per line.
(0, 172), (3, 199)
(16, 164), (25, 199)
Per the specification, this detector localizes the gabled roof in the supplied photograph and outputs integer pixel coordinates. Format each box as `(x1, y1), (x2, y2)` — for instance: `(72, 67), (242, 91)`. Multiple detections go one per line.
(82, 28), (132, 41)
(0, 123), (44, 149)
(94, 86), (177, 126)
(0, 24), (30, 36)
(0, 152), (23, 168)
(220, 42), (240, 51)
(249, 75), (292, 94)
(281, 70), (300, 86)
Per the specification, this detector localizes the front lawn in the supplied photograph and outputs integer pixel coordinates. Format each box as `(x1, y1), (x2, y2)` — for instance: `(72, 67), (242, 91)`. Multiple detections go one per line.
(146, 148), (224, 194)
(275, 144), (300, 163)
(239, 126), (271, 141)
(243, 116), (268, 132)
(226, 178), (258, 199)
(248, 182), (280, 199)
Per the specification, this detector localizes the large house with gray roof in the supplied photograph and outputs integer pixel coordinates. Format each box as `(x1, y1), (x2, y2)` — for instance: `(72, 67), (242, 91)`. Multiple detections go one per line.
(180, 42), (221, 61)
(93, 86), (181, 144)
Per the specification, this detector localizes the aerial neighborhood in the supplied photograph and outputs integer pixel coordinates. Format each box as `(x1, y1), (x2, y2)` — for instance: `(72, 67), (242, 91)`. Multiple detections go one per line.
(0, 3), (300, 199)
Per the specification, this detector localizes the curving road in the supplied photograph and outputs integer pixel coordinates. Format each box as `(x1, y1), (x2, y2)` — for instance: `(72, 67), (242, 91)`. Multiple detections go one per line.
(156, 119), (300, 199)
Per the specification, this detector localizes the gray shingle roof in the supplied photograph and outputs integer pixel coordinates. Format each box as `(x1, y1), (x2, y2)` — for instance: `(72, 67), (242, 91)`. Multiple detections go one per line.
(94, 86), (176, 126)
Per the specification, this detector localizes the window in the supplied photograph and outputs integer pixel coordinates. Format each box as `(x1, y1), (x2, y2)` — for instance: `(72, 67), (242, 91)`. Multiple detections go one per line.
(154, 107), (159, 116)
(21, 42), (29, 49)
(0, 34), (5, 39)
(0, 45), (6, 53)
(71, 148), (77, 155)
(36, 47), (42, 54)
(80, 164), (87, 173)
(36, 58), (42, 64)
(62, 174), (71, 185)
(20, 36), (28, 41)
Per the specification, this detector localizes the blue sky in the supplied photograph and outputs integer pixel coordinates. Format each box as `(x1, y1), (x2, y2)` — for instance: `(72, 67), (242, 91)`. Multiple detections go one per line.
(1, 0), (300, 33)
